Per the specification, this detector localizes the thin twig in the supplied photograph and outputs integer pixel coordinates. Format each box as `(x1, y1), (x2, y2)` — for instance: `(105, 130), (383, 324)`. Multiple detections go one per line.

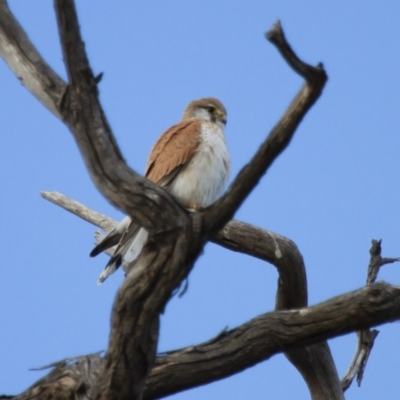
(367, 239), (400, 284)
(40, 191), (116, 232)
(341, 239), (400, 391)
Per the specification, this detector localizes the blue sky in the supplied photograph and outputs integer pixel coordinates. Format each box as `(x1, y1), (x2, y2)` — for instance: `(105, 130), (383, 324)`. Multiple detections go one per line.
(1, 1), (399, 399)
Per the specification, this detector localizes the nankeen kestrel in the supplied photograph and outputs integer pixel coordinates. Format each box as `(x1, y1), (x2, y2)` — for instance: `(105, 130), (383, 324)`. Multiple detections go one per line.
(91, 97), (230, 284)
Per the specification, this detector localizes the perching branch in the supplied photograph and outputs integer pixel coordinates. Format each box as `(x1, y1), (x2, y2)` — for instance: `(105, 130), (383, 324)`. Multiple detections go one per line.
(41, 191), (343, 399)
(35, 192), (400, 399)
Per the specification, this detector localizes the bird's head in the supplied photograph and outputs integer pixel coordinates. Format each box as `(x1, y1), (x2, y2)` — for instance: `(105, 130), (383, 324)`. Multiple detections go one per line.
(183, 97), (227, 127)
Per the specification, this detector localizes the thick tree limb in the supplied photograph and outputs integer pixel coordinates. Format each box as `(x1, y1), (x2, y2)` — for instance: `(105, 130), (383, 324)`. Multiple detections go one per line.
(213, 220), (307, 309)
(0, 0), (182, 230)
(42, 191), (343, 399)
(49, 3), (203, 398)
(214, 222), (343, 399)
(41, 191), (309, 312)
(146, 282), (400, 399)
(11, 282), (400, 400)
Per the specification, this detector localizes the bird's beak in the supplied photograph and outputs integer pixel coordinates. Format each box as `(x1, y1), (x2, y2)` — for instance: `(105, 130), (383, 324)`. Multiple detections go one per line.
(219, 112), (227, 125)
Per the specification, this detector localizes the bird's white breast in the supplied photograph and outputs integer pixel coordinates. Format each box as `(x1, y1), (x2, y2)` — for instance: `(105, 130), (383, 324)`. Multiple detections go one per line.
(168, 122), (230, 207)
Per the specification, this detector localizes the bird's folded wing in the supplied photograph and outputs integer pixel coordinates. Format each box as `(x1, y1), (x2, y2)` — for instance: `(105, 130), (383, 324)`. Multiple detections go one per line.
(145, 120), (201, 185)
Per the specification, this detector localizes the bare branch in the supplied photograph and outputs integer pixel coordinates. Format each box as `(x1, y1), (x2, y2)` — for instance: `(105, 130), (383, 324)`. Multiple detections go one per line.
(0, 0), (66, 117)
(40, 191), (117, 256)
(266, 20), (323, 80)
(209, 22), (339, 395)
(203, 21), (328, 236)
(341, 329), (379, 392)
(213, 220), (307, 309)
(13, 353), (103, 400)
(179, 213), (344, 399)
(42, 191), (307, 309)
(110, 282), (400, 399)
(41, 192), (305, 302)
(41, 191), (342, 399)
(12, 282), (400, 400)
(355, 331), (379, 387)
(367, 239), (400, 285)
(40, 191), (116, 232)
(341, 240), (400, 392)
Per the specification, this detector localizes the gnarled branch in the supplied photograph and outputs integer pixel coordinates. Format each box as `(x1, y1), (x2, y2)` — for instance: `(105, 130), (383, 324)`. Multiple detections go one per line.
(40, 191), (343, 399)
(12, 280), (400, 400)
(2, 0), (333, 398)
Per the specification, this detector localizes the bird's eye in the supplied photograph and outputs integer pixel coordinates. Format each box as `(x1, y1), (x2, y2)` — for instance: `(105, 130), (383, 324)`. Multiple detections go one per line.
(207, 106), (216, 114)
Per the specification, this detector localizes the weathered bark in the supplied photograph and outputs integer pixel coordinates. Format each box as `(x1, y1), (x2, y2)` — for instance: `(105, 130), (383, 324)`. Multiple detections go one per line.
(51, 2), (199, 398)
(42, 192), (344, 399)
(34, 194), (400, 400)
(146, 281), (400, 398)
(34, 192), (361, 399)
(10, 281), (400, 400)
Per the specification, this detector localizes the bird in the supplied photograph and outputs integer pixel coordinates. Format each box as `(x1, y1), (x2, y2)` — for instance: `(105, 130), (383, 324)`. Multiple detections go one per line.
(90, 97), (230, 284)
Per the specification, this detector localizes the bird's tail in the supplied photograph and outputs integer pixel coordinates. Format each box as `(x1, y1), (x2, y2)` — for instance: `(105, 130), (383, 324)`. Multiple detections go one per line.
(96, 228), (149, 285)
(97, 254), (122, 285)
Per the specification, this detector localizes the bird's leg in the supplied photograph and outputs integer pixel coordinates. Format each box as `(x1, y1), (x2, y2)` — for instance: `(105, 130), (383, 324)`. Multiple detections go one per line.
(186, 204), (198, 212)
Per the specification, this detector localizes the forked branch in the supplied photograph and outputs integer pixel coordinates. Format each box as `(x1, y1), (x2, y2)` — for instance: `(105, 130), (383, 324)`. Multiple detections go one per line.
(41, 192), (342, 399)
(341, 240), (400, 391)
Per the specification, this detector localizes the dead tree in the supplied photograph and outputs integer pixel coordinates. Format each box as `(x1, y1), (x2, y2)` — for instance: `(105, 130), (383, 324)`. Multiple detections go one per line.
(0, 1), (399, 399)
